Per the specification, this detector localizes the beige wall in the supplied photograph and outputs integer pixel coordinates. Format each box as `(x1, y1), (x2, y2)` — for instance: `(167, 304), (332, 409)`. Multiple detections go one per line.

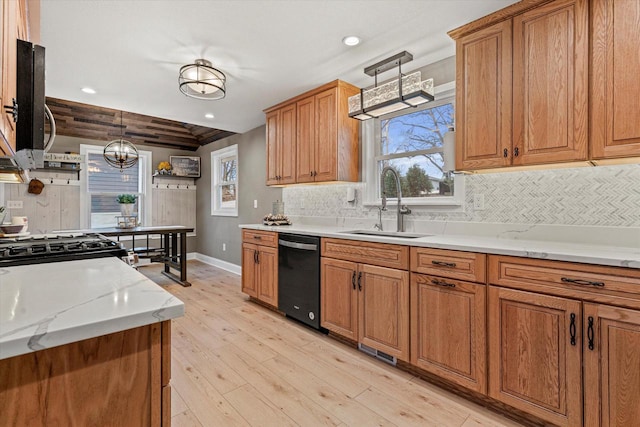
(196, 125), (282, 265)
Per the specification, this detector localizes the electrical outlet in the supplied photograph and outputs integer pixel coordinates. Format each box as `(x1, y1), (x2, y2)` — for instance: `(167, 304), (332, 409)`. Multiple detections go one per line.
(253, 200), (258, 209)
(300, 199), (305, 210)
(7, 200), (23, 209)
(222, 243), (226, 251)
(473, 194), (485, 210)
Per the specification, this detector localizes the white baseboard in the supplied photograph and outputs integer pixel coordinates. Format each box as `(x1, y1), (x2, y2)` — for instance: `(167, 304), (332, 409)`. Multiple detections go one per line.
(193, 253), (241, 276)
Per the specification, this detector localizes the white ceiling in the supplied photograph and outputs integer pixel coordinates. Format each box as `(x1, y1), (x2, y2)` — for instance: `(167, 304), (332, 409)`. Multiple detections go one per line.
(41, 0), (517, 134)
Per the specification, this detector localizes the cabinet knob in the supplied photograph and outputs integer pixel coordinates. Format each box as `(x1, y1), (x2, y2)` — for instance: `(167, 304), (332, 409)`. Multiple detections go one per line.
(503, 148), (508, 158)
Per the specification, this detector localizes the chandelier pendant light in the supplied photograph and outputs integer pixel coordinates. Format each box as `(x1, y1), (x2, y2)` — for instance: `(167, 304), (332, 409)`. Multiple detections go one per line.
(103, 111), (139, 171)
(348, 51), (435, 121)
(179, 59), (226, 100)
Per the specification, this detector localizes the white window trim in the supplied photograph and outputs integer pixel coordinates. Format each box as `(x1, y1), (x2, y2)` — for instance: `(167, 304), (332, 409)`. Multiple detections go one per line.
(211, 144), (238, 217)
(362, 81), (465, 209)
(79, 144), (153, 229)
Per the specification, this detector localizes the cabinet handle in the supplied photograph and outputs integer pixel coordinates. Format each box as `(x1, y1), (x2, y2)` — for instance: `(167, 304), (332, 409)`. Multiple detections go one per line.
(357, 272), (362, 291)
(3, 98), (18, 123)
(587, 316), (595, 351)
(431, 260), (456, 268)
(256, 251), (260, 264)
(514, 147), (519, 157)
(253, 250), (257, 264)
(503, 148), (508, 158)
(561, 277), (605, 287)
(351, 271), (356, 290)
(431, 278), (456, 288)
(569, 313), (576, 346)
(253, 235), (262, 240)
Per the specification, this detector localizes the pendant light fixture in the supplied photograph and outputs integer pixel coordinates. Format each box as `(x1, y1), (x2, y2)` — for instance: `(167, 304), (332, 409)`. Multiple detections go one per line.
(348, 51), (435, 120)
(103, 111), (139, 171)
(178, 59), (226, 100)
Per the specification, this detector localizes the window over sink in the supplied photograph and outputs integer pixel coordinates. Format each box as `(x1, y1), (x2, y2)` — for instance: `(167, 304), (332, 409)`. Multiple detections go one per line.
(363, 83), (464, 208)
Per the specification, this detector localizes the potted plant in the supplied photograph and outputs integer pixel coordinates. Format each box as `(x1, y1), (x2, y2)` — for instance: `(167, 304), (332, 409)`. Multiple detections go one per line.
(116, 194), (137, 216)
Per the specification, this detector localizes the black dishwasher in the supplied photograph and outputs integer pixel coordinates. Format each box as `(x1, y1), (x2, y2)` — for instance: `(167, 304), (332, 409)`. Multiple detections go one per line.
(278, 233), (322, 330)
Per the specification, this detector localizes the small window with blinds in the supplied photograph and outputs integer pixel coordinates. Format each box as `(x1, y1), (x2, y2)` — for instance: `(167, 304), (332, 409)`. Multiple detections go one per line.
(86, 151), (146, 228)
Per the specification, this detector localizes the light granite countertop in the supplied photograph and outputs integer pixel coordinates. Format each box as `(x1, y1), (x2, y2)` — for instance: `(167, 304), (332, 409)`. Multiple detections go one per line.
(240, 223), (640, 269)
(0, 257), (184, 360)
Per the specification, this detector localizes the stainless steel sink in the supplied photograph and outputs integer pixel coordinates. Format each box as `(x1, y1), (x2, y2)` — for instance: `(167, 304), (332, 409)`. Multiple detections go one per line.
(339, 230), (431, 239)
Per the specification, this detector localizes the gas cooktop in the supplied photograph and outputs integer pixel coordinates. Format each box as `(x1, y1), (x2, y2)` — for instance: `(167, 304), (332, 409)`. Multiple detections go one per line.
(0, 233), (128, 267)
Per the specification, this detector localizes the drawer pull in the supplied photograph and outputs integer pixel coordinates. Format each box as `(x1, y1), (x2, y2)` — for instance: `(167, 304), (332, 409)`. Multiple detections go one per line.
(561, 277), (605, 287)
(431, 260), (456, 268)
(253, 235), (262, 240)
(431, 278), (456, 288)
(569, 313), (576, 346)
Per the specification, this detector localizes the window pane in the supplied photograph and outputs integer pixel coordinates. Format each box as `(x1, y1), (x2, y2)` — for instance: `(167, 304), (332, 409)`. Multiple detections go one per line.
(220, 157), (237, 182)
(87, 153), (139, 193)
(220, 184), (236, 208)
(380, 103), (453, 155)
(379, 157), (454, 198)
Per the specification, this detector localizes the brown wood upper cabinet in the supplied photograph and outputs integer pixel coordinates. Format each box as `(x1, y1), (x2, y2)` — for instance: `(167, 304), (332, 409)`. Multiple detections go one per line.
(451, 0), (589, 170)
(590, 0), (640, 159)
(0, 0), (31, 155)
(264, 80), (360, 185)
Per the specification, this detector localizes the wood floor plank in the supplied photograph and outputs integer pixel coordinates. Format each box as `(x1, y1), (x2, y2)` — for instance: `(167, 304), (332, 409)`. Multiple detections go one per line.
(138, 261), (524, 427)
(263, 355), (397, 427)
(224, 383), (299, 427)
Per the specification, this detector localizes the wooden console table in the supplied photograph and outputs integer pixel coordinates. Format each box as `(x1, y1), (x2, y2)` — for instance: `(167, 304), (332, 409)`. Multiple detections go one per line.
(88, 225), (194, 287)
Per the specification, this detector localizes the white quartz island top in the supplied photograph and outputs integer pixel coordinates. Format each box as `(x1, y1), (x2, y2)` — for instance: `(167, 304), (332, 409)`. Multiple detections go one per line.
(0, 257), (184, 360)
(240, 223), (640, 269)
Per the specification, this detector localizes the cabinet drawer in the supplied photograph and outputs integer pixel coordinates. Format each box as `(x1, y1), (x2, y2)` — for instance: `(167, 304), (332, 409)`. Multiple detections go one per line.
(411, 247), (486, 283)
(489, 255), (640, 306)
(322, 238), (409, 270)
(242, 229), (278, 247)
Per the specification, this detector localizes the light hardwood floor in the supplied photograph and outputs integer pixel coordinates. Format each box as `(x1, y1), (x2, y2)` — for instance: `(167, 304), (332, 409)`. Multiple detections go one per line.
(140, 261), (524, 427)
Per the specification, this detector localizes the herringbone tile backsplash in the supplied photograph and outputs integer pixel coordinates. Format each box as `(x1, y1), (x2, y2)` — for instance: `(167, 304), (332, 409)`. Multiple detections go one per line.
(283, 164), (640, 227)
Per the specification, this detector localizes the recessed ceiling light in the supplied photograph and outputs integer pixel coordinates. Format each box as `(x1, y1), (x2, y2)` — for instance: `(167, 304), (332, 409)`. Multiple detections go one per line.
(205, 113), (215, 119)
(81, 87), (96, 94)
(342, 36), (360, 46)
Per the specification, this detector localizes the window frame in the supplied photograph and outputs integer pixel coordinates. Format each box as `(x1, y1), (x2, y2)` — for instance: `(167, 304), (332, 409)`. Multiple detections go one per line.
(362, 82), (465, 208)
(79, 144), (153, 229)
(211, 144), (239, 217)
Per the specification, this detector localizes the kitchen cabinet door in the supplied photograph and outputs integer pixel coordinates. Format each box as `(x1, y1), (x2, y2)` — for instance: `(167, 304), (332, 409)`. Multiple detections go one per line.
(512, 0), (588, 166)
(314, 88), (338, 182)
(591, 0), (640, 159)
(583, 303), (640, 427)
(241, 243), (258, 298)
(488, 286), (583, 427)
(296, 96), (315, 183)
(256, 245), (278, 307)
(265, 111), (279, 185)
(359, 264), (410, 361)
(411, 274), (486, 393)
(321, 257), (358, 340)
(0, 0), (19, 154)
(278, 104), (297, 185)
(455, 19), (512, 170)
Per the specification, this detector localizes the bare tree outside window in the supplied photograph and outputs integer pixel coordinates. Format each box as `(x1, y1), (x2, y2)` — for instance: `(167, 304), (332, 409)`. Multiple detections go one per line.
(378, 103), (454, 199)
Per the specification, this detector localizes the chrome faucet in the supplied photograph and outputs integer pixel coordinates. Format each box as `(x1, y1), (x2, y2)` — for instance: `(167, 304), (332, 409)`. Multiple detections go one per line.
(381, 166), (411, 232)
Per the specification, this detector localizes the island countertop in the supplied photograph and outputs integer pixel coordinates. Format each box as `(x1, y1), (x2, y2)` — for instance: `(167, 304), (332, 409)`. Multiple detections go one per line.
(0, 257), (184, 360)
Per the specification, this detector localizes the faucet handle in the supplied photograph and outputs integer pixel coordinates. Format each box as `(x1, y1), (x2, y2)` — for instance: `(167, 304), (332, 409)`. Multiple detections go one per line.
(400, 205), (411, 215)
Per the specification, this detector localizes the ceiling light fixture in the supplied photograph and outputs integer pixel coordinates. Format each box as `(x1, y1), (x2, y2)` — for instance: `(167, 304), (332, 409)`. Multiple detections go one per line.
(342, 35), (360, 46)
(103, 111), (139, 171)
(348, 51), (434, 121)
(204, 113), (215, 119)
(178, 59), (226, 100)
(81, 87), (96, 94)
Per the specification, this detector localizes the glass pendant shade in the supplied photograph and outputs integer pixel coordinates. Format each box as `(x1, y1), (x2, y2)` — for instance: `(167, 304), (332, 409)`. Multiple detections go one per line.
(179, 59), (226, 100)
(349, 52), (435, 121)
(104, 138), (139, 170)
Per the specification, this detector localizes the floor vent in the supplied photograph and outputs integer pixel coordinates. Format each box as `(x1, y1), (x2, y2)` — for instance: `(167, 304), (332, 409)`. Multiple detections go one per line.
(358, 343), (397, 366)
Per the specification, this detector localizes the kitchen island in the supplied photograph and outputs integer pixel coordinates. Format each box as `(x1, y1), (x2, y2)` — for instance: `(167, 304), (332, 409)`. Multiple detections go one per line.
(0, 257), (184, 426)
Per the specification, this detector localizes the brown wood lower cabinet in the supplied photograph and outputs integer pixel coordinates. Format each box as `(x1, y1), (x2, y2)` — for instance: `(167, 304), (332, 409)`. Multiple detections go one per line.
(0, 321), (172, 426)
(321, 257), (409, 361)
(410, 273), (486, 393)
(584, 303), (640, 427)
(242, 242), (278, 307)
(488, 286), (583, 427)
